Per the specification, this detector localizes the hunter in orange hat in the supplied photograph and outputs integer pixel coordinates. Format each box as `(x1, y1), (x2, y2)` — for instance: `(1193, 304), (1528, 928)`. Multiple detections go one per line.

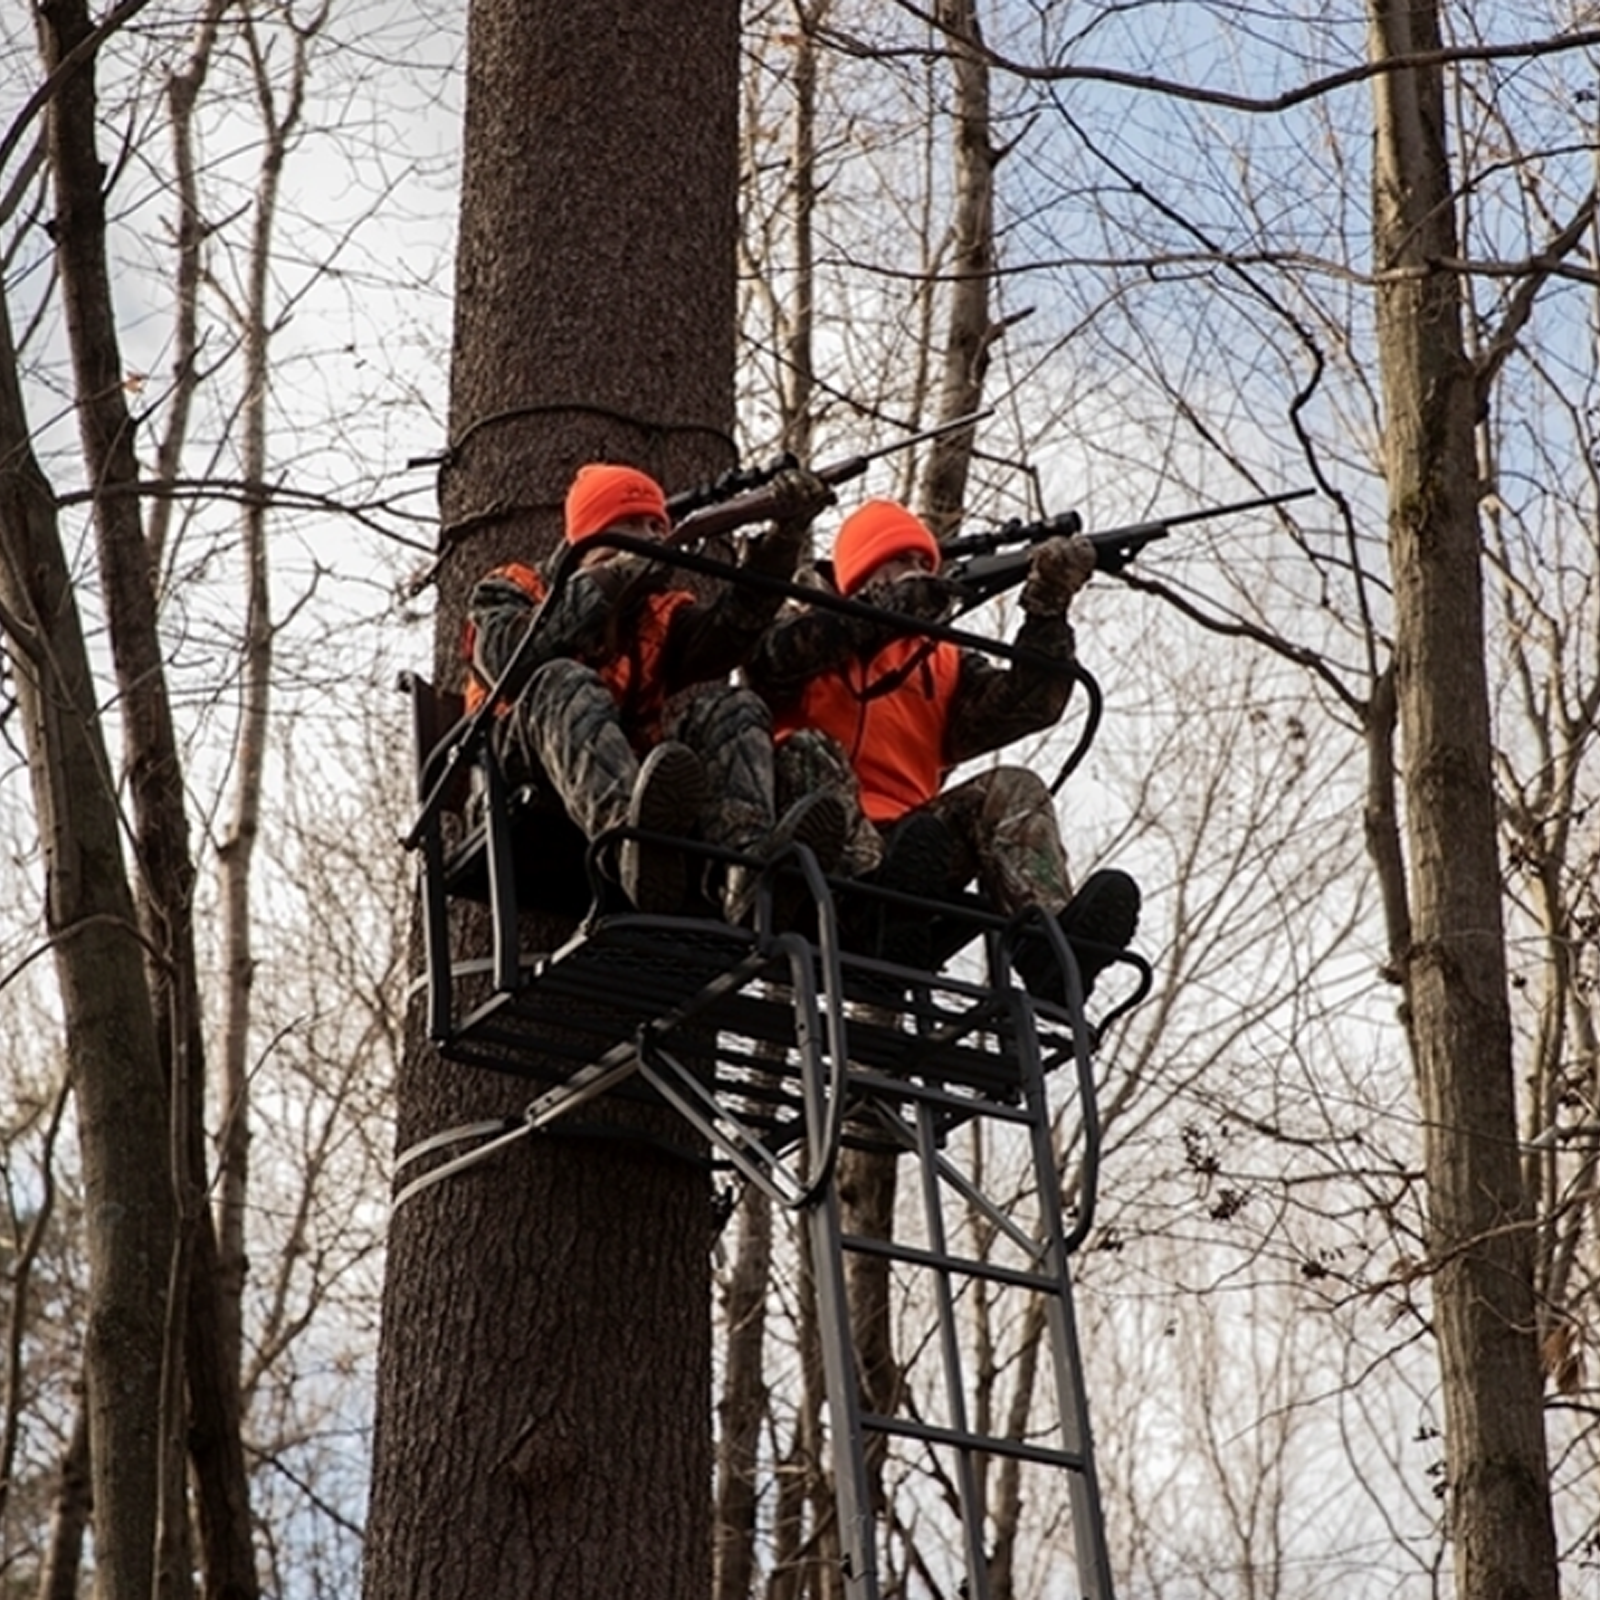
(563, 462), (671, 548)
(828, 498), (943, 597)
(465, 458), (846, 917)
(750, 496), (1139, 1001)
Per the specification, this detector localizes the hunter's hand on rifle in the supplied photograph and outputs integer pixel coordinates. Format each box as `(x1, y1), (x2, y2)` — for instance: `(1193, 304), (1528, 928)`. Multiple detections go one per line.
(586, 548), (671, 603)
(1019, 534), (1095, 616)
(769, 466), (837, 534)
(742, 467), (838, 577)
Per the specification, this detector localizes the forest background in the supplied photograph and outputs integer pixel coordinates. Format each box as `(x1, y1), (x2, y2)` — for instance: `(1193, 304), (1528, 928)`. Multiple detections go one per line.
(1, 1), (1597, 1597)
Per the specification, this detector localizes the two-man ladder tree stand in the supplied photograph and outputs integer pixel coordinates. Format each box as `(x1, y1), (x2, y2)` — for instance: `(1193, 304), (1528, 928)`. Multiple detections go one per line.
(397, 525), (1154, 1600)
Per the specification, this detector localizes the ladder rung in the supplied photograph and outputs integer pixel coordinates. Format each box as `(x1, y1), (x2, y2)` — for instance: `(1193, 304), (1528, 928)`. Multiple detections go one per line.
(838, 1232), (1054, 1293)
(840, 1067), (1033, 1121)
(859, 1411), (1085, 1471)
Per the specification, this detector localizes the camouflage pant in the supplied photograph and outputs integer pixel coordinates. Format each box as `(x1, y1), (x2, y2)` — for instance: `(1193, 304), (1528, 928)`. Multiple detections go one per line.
(776, 731), (1071, 913)
(500, 659), (776, 847)
(774, 728), (882, 876)
(920, 765), (1073, 916)
(662, 681), (775, 850)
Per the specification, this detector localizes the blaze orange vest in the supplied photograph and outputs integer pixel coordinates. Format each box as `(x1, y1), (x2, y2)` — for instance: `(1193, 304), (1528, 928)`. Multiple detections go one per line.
(462, 561), (695, 746)
(775, 635), (962, 822)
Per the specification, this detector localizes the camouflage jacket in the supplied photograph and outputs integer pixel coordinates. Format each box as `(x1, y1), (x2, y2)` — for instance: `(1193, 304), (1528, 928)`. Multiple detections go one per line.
(468, 519), (810, 708)
(746, 571), (1077, 768)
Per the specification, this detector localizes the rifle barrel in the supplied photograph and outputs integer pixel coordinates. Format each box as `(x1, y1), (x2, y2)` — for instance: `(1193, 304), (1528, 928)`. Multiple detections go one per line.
(671, 409), (993, 524)
(946, 486), (1313, 563)
(1134, 486), (1314, 532)
(836, 407), (992, 476)
(942, 485), (1315, 591)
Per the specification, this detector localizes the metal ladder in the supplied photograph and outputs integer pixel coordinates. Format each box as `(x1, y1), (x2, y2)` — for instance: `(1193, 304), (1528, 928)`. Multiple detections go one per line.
(399, 741), (1135, 1597)
(798, 942), (1118, 1600)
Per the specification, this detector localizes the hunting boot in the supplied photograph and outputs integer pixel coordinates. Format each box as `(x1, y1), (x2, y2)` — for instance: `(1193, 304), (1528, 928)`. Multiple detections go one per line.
(773, 727), (881, 874)
(616, 741), (706, 914)
(514, 660), (704, 914)
(722, 790), (850, 926)
(1012, 867), (1141, 1006)
(864, 809), (957, 977)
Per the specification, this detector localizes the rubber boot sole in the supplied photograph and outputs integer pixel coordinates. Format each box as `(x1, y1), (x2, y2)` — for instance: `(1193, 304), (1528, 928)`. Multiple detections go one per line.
(619, 742), (706, 914)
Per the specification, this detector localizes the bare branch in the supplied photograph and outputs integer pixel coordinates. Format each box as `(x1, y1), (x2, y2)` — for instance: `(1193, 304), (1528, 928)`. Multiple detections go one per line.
(1473, 190), (1600, 401)
(0, 0), (157, 182)
(52, 476), (436, 548)
(1117, 568), (1366, 715)
(831, 4), (1600, 117)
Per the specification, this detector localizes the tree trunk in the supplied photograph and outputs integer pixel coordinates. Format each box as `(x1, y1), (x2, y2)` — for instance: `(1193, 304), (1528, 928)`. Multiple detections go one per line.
(835, 1143), (900, 1519)
(769, 1219), (838, 1600)
(0, 281), (172, 1600)
(364, 4), (739, 1597)
(216, 0), (316, 1410)
(920, 0), (998, 539)
(715, 1185), (773, 1600)
(148, 0), (225, 578)
(778, 1), (827, 464)
(38, 6), (259, 1593)
(35, 1403), (92, 1600)
(1366, 4), (1558, 1594)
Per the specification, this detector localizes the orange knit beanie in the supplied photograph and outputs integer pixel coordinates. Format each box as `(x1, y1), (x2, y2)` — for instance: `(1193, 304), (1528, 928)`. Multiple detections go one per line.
(564, 463), (669, 544)
(832, 499), (941, 596)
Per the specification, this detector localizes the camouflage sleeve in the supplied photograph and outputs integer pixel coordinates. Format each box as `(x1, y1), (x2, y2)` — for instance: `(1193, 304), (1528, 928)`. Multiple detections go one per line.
(467, 563), (613, 691)
(742, 516), (810, 581)
(652, 516), (812, 689)
(660, 508), (864, 689)
(743, 591), (908, 713)
(942, 612), (1077, 766)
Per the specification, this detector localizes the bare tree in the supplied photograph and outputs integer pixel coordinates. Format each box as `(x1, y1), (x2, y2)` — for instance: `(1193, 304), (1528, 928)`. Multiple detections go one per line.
(10, 2), (1598, 1591)
(0, 17), (176, 1592)
(725, 6), (1598, 1592)
(2, 3), (447, 1594)
(1366, 5), (1558, 1591)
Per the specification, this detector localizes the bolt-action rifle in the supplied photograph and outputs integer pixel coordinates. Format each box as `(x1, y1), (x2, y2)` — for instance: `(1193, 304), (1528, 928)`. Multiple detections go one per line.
(667, 455), (800, 519)
(940, 487), (1315, 605)
(664, 409), (992, 545)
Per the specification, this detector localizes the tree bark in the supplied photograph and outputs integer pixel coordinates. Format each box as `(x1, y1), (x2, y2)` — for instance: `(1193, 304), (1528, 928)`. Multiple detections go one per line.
(35, 1403), (92, 1600)
(920, 0), (998, 539)
(148, 0), (226, 579)
(768, 1219), (838, 1600)
(1366, 4), (1558, 1595)
(835, 1143), (900, 1520)
(0, 1081), (68, 1531)
(364, 4), (739, 1597)
(779, 1), (827, 464)
(215, 0), (317, 1414)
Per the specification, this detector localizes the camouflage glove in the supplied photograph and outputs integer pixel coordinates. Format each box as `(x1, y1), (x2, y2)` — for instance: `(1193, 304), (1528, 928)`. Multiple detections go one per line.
(856, 571), (959, 625)
(768, 466), (837, 535)
(1019, 533), (1095, 616)
(587, 548), (669, 599)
